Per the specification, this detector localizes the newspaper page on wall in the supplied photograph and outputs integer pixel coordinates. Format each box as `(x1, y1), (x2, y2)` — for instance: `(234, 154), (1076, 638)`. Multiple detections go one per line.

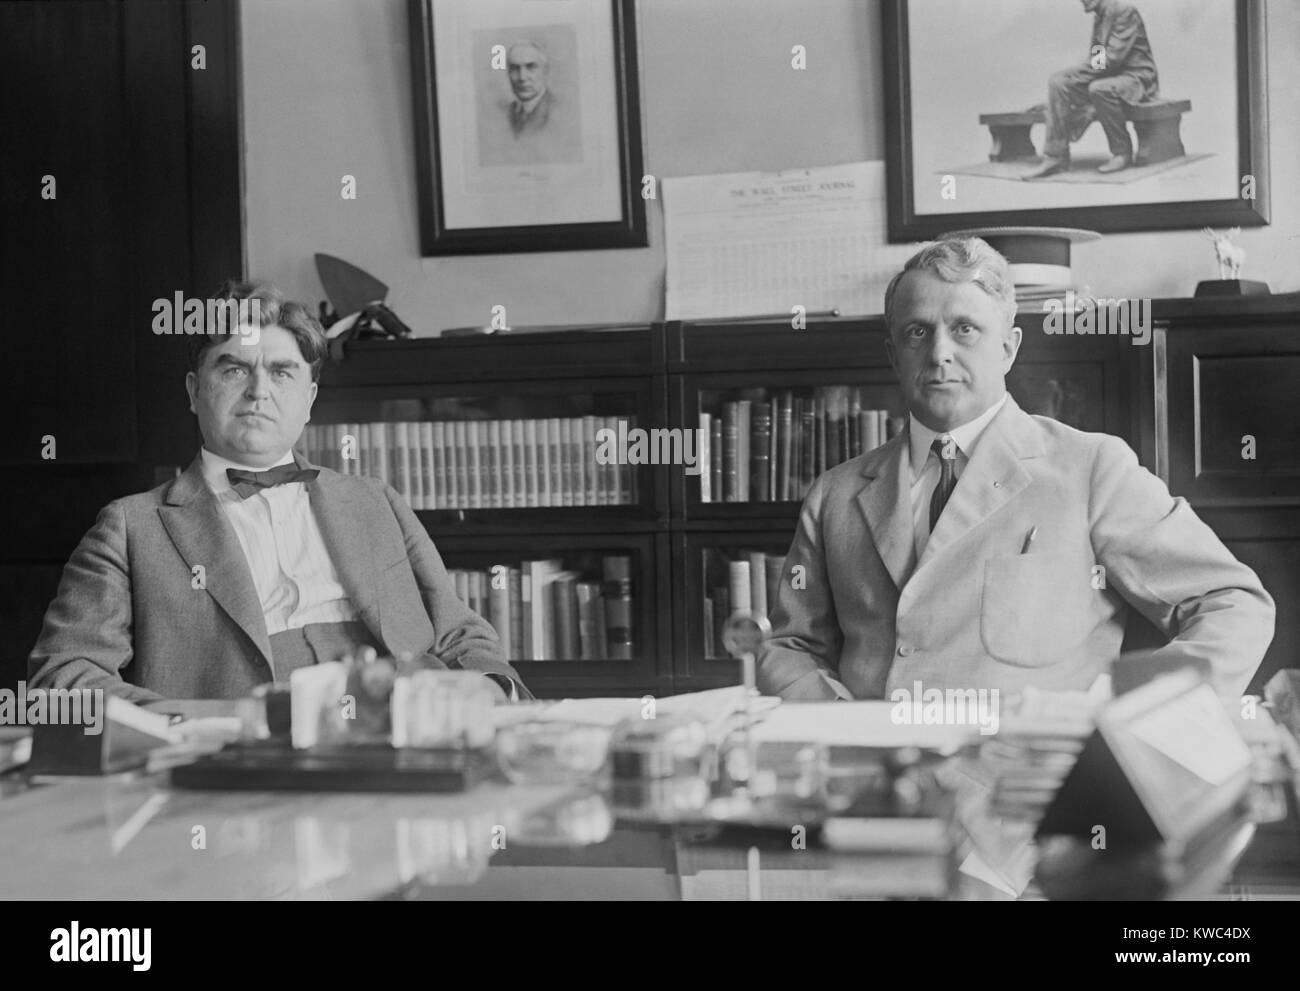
(663, 161), (916, 321)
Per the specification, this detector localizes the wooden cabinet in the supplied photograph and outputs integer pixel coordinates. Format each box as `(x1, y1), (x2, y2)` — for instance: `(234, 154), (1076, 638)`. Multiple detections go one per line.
(1151, 294), (1300, 692)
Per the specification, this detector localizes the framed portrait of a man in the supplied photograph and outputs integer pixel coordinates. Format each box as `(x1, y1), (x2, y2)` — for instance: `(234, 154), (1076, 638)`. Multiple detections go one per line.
(881, 0), (1270, 240)
(409, 0), (646, 255)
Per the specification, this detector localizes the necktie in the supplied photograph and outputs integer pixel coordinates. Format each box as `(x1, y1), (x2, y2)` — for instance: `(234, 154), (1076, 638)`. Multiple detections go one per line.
(929, 436), (958, 532)
(226, 464), (319, 500)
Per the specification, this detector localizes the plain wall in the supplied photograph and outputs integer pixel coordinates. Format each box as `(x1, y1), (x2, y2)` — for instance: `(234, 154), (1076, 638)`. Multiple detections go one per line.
(241, 0), (1300, 334)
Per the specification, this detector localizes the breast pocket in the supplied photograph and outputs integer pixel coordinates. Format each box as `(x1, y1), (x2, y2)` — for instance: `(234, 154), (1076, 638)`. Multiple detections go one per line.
(980, 555), (1094, 667)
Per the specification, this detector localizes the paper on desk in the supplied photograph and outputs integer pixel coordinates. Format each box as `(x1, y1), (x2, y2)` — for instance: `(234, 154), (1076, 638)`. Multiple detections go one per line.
(662, 161), (915, 321)
(491, 688), (779, 744)
(748, 702), (977, 754)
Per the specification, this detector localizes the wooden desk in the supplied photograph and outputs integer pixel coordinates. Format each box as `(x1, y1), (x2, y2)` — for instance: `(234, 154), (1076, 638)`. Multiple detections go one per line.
(1, 769), (1296, 900)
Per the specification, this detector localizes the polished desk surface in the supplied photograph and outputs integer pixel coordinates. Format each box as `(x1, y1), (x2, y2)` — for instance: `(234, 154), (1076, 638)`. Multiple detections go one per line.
(2, 765), (1297, 901)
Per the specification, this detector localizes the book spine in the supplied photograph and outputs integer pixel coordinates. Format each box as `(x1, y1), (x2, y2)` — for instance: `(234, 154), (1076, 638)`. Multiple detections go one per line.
(408, 423), (423, 508)
(512, 419), (527, 509)
(432, 422), (446, 509)
(413, 423), (430, 510)
(521, 573), (534, 659)
(778, 393), (794, 500)
(486, 420), (501, 509)
(538, 418), (552, 507)
(394, 422), (412, 505)
(356, 423), (370, 478)
(750, 401), (771, 502)
(524, 419), (540, 508)
(469, 421), (484, 510)
(603, 416), (621, 505)
(569, 418), (584, 509)
(582, 415), (599, 507)
(488, 564), (512, 654)
(576, 580), (607, 660)
(698, 412), (712, 503)
(736, 399), (751, 502)
(553, 574), (580, 660)
(389, 422), (401, 493)
(811, 392), (821, 475)
(710, 416), (723, 503)
(620, 417), (636, 506)
(560, 418), (575, 508)
(728, 559), (752, 617)
(748, 550), (768, 619)
(551, 416), (566, 509)
(722, 401), (740, 502)
(373, 422), (390, 491)
(602, 555), (635, 660)
(800, 400), (815, 496)
(500, 419), (515, 510)
(508, 567), (523, 660)
(447, 421), (462, 508)
(768, 395), (779, 499)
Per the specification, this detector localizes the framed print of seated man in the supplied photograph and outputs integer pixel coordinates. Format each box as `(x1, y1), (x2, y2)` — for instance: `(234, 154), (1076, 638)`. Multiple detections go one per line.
(29, 282), (530, 704)
(758, 238), (1274, 702)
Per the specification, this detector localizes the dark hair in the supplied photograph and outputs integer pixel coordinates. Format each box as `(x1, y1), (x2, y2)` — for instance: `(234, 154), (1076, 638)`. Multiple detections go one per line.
(188, 280), (328, 382)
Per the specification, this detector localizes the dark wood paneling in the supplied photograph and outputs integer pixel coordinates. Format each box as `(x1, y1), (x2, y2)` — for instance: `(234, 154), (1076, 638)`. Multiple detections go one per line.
(0, 2), (137, 465)
(1163, 320), (1300, 504)
(0, 0), (241, 671)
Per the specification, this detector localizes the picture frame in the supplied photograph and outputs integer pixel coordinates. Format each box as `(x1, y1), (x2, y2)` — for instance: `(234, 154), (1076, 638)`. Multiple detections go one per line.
(408, 0), (647, 256)
(881, 0), (1270, 241)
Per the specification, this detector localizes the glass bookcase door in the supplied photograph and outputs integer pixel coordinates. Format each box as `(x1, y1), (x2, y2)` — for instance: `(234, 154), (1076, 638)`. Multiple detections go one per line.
(306, 376), (665, 533)
(677, 369), (903, 521)
(674, 531), (797, 692)
(437, 532), (670, 699)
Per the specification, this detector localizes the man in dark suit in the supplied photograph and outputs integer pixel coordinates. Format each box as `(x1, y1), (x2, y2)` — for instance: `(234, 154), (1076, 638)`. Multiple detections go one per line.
(479, 39), (580, 167)
(1027, 0), (1160, 178)
(29, 282), (529, 704)
(758, 238), (1273, 702)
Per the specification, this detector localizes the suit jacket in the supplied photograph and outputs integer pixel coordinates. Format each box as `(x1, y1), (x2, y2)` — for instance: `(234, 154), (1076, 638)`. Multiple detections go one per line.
(28, 452), (529, 702)
(758, 397), (1273, 701)
(1082, 0), (1158, 92)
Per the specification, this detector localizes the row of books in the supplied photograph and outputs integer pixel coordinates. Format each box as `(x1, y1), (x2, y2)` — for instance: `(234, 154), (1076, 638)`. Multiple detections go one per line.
(297, 419), (639, 510)
(448, 556), (636, 662)
(699, 387), (905, 503)
(702, 549), (787, 659)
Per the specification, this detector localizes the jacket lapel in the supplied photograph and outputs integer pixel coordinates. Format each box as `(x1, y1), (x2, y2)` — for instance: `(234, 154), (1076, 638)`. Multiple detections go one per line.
(855, 434), (915, 590)
(917, 397), (1042, 569)
(159, 454), (274, 668)
(300, 454), (386, 647)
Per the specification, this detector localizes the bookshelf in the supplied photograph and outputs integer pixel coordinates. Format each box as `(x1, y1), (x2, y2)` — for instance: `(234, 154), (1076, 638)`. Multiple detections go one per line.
(314, 301), (1300, 697)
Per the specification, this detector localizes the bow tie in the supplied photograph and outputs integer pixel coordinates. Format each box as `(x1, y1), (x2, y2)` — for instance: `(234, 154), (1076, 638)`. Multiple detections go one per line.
(226, 464), (319, 500)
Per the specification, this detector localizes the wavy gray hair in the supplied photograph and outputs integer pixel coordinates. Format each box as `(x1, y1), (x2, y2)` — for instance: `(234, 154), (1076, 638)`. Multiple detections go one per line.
(884, 237), (1018, 333)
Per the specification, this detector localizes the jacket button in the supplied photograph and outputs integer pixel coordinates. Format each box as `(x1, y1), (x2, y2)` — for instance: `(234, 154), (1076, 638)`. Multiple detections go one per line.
(897, 645), (913, 657)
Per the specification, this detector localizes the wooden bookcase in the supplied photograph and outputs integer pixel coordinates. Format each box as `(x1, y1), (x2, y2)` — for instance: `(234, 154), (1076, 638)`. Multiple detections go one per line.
(312, 298), (1299, 699)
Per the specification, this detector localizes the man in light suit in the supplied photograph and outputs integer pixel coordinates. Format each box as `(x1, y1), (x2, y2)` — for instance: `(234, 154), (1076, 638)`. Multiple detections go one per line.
(758, 238), (1273, 702)
(29, 282), (528, 704)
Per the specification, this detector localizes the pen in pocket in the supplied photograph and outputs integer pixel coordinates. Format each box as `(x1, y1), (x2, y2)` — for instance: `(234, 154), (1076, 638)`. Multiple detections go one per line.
(1020, 525), (1038, 554)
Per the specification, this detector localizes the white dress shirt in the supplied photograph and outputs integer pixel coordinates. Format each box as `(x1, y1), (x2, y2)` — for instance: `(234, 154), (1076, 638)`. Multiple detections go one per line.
(199, 448), (358, 635)
(907, 393), (1009, 559)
